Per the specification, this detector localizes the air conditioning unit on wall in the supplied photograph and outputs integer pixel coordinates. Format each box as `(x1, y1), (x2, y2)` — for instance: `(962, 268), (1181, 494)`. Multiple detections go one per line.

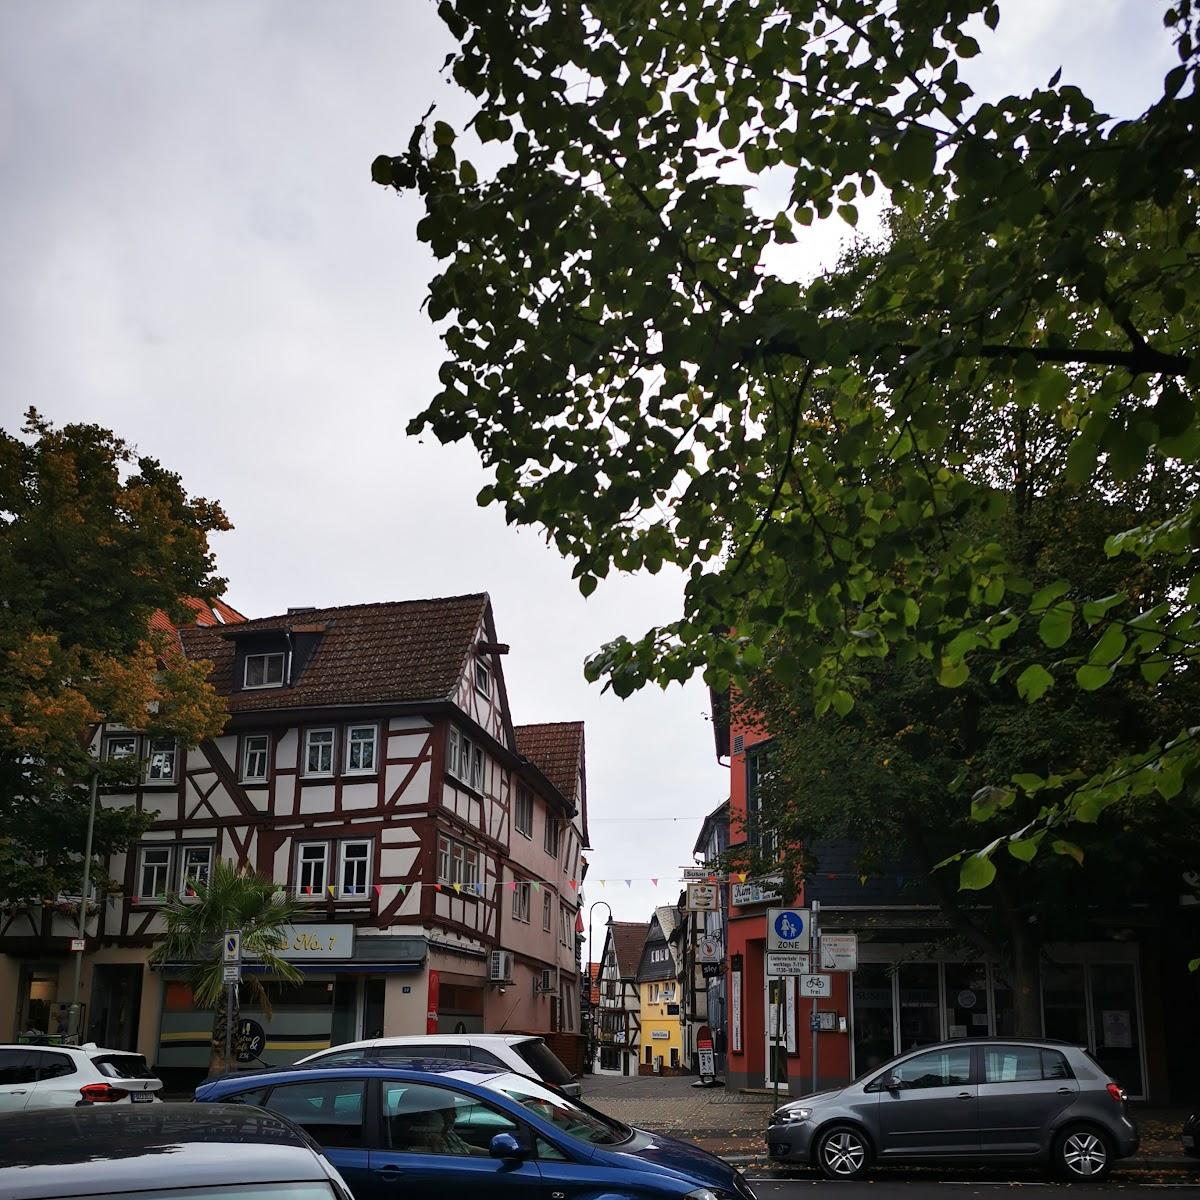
(536, 968), (554, 994)
(489, 950), (514, 983)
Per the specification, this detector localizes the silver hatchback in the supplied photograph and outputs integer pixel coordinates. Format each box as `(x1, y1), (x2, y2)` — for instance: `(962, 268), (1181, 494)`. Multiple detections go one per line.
(767, 1038), (1138, 1181)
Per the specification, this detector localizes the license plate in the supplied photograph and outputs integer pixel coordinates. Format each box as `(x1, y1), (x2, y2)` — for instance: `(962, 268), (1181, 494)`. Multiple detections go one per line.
(131, 1091), (155, 1103)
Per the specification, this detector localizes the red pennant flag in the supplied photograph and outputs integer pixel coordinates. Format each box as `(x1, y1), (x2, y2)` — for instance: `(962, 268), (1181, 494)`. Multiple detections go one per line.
(651, 878), (658, 886)
(569, 878), (577, 890)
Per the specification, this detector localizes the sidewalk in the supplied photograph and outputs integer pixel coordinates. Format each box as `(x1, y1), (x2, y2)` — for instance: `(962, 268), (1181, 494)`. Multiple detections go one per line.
(581, 1073), (1200, 1175)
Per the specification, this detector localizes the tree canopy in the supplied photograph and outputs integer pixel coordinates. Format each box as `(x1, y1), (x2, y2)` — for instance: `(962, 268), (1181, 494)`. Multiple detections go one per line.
(0, 410), (230, 910)
(376, 1), (1200, 876)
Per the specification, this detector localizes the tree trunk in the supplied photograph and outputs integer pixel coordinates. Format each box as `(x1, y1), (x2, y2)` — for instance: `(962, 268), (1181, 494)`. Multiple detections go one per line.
(1008, 921), (1043, 1037)
(208, 986), (240, 1077)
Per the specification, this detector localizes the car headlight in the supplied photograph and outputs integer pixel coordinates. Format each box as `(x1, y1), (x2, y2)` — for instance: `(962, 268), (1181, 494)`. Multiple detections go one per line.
(771, 1106), (811, 1124)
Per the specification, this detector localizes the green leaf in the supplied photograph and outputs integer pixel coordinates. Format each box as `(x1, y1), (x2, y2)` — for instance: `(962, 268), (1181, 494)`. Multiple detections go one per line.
(1007, 831), (1045, 862)
(1076, 663), (1113, 690)
(960, 852), (997, 891)
(1090, 622), (1127, 666)
(1037, 604), (1073, 648)
(1141, 658), (1171, 684)
(938, 657), (969, 688)
(971, 785), (1014, 820)
(719, 119), (740, 149)
(893, 127), (937, 184)
(1051, 839), (1084, 865)
(578, 574), (597, 598)
(1016, 663), (1054, 702)
(1011, 773), (1044, 793)
(433, 120), (456, 146)
(831, 689), (854, 716)
(1030, 581), (1071, 613)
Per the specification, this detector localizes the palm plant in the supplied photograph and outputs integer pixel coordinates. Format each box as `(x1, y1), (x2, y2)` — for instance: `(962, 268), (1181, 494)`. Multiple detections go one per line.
(149, 858), (302, 1076)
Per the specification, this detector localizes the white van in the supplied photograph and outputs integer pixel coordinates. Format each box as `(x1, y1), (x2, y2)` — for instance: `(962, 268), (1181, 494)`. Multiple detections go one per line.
(296, 1033), (582, 1098)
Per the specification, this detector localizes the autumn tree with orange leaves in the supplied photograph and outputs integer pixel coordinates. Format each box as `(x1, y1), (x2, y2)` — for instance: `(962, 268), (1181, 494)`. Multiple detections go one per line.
(0, 410), (231, 910)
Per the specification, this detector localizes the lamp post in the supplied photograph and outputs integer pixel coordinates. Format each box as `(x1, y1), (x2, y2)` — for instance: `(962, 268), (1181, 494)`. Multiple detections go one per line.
(68, 765), (100, 1042)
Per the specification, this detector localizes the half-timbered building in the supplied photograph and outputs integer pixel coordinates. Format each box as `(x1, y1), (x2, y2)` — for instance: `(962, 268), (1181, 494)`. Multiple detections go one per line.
(0, 593), (590, 1079)
(593, 919), (646, 1076)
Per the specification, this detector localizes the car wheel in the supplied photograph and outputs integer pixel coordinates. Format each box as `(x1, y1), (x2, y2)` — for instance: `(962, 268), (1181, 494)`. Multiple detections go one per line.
(1054, 1125), (1114, 1182)
(815, 1124), (871, 1180)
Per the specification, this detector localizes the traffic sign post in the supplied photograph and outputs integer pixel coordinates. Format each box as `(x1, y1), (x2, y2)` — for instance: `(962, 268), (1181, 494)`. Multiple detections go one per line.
(799, 973), (832, 997)
(809, 902), (820, 1094)
(766, 907), (810, 952)
(820, 933), (858, 972)
(222, 930), (242, 1070)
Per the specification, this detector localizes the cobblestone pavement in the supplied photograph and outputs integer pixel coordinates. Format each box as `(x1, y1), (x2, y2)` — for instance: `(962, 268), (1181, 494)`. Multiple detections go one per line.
(583, 1072), (773, 1138)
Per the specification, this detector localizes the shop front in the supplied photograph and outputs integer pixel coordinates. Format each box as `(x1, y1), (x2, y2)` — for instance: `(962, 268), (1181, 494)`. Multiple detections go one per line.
(154, 925), (425, 1085)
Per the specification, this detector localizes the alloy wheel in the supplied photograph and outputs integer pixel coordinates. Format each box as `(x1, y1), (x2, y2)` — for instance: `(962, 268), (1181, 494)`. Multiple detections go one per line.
(822, 1130), (866, 1176)
(1062, 1130), (1108, 1177)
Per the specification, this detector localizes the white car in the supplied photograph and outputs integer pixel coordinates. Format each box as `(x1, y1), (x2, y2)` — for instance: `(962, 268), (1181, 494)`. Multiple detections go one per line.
(296, 1032), (583, 1098)
(0, 1042), (163, 1112)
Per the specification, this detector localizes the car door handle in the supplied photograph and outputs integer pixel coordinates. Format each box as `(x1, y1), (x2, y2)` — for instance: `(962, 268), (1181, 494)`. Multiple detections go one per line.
(5, 1089), (27, 1095)
(1057, 1087), (1072, 1094)
(377, 1164), (401, 1178)
(957, 1092), (972, 1099)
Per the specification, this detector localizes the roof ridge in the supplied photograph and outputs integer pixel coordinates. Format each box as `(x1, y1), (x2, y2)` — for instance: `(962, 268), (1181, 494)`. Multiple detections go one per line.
(220, 593), (490, 625)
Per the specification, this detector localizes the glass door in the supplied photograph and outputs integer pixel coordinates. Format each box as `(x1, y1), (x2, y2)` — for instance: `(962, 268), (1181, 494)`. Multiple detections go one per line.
(1089, 963), (1143, 1097)
(764, 976), (795, 1086)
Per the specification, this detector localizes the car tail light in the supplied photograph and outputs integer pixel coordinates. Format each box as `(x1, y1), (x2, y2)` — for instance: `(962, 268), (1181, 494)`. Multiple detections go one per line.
(1106, 1082), (1127, 1103)
(80, 1082), (129, 1103)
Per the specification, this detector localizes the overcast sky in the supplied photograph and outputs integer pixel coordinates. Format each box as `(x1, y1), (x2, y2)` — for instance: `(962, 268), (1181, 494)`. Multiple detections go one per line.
(0, 1), (1173, 952)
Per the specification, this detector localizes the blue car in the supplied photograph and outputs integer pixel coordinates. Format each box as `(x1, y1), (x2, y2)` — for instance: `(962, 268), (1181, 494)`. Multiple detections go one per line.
(196, 1064), (755, 1200)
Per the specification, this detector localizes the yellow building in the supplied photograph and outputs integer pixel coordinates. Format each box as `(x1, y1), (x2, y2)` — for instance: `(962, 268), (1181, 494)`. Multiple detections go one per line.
(636, 907), (685, 1074)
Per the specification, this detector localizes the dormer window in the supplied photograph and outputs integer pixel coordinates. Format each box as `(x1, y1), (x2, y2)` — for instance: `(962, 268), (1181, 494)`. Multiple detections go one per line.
(244, 652), (285, 690)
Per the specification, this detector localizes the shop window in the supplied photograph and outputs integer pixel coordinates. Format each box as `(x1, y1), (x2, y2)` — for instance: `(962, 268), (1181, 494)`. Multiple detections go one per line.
(1042, 963), (1089, 1046)
(1089, 962), (1143, 1097)
(897, 962), (941, 1050)
(944, 963), (990, 1038)
(852, 962), (895, 1076)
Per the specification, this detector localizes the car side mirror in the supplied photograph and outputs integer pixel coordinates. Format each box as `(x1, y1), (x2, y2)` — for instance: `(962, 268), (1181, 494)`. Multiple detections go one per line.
(489, 1132), (527, 1161)
(885, 1073), (902, 1092)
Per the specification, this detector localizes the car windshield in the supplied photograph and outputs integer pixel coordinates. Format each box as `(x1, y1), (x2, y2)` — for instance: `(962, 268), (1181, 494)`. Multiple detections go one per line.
(91, 1053), (156, 1080)
(513, 1038), (574, 1086)
(482, 1073), (631, 1145)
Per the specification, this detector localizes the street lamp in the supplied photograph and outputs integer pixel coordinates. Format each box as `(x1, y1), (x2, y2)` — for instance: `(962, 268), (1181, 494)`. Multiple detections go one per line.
(587, 899), (612, 986)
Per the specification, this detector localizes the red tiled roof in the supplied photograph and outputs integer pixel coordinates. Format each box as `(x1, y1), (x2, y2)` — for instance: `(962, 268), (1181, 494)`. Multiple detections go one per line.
(150, 597), (247, 663)
(515, 721), (583, 803)
(178, 595), (489, 714)
(609, 920), (650, 979)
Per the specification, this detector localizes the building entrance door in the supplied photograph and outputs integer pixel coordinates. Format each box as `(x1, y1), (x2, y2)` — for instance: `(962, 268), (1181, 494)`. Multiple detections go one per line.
(88, 964), (143, 1050)
(765, 976), (794, 1087)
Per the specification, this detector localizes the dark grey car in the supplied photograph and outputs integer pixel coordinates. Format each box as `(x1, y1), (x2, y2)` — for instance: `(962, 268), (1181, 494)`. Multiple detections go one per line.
(767, 1038), (1138, 1181)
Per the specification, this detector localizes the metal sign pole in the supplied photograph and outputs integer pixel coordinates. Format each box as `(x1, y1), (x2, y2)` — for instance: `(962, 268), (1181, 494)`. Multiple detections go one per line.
(772, 976), (784, 1113)
(811, 900), (820, 1095)
(224, 982), (234, 1070)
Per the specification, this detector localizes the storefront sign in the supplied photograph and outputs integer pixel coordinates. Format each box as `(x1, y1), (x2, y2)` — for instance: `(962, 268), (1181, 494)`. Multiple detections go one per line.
(650, 1029), (670, 1040)
(687, 883), (720, 911)
(681, 867), (708, 882)
(820, 933), (858, 972)
(731, 875), (783, 906)
(269, 924), (356, 961)
(702, 961), (724, 979)
(731, 967), (742, 1053)
(235, 1018), (266, 1063)
(697, 936), (723, 963)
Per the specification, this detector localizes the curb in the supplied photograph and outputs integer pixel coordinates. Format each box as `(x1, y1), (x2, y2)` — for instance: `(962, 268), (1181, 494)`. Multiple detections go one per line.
(722, 1154), (1200, 1171)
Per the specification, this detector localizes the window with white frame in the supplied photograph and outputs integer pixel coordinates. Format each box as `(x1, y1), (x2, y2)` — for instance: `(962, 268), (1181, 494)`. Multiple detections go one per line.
(515, 785), (533, 838)
(138, 846), (172, 901)
(474, 657), (490, 694)
(144, 737), (178, 783)
(512, 879), (531, 922)
(105, 733), (139, 763)
(243, 652), (285, 690)
(345, 725), (377, 774)
(339, 840), (371, 898)
(650, 946), (669, 963)
(437, 835), (480, 892)
(242, 734), (270, 782)
(180, 845), (212, 895)
(543, 890), (552, 931)
(543, 816), (561, 858)
(298, 843), (329, 896)
(560, 903), (571, 946)
(458, 732), (472, 781)
(304, 728), (335, 776)
(471, 744), (484, 791)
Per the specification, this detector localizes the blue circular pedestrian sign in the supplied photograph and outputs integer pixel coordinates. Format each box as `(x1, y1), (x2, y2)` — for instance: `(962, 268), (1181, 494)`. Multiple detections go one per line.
(773, 911), (804, 941)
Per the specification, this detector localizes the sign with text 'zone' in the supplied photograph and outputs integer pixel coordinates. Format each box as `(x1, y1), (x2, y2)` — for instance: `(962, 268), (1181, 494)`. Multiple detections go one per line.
(766, 907), (810, 952)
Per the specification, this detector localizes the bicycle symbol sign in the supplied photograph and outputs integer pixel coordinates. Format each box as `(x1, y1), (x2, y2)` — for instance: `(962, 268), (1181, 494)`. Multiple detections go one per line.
(767, 907), (810, 952)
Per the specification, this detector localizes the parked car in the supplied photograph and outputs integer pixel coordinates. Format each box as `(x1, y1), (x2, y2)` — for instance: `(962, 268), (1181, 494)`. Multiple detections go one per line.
(296, 1032), (583, 1098)
(767, 1038), (1138, 1182)
(1183, 1110), (1199, 1157)
(0, 1042), (163, 1112)
(0, 1102), (353, 1200)
(197, 1063), (757, 1200)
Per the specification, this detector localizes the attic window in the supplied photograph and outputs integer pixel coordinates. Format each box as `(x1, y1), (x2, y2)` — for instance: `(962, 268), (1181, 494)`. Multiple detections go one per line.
(244, 652), (285, 690)
(474, 657), (490, 695)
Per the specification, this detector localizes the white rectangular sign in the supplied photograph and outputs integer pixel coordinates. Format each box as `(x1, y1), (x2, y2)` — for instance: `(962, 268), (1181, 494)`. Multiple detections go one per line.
(687, 883), (720, 911)
(697, 936), (724, 964)
(222, 930), (242, 964)
(820, 933), (859, 972)
(267, 924), (356, 961)
(766, 952), (810, 976)
(650, 1029), (670, 1040)
(681, 867), (707, 882)
(222, 962), (241, 985)
(730, 876), (783, 906)
(799, 973), (832, 997)
(767, 907), (811, 952)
